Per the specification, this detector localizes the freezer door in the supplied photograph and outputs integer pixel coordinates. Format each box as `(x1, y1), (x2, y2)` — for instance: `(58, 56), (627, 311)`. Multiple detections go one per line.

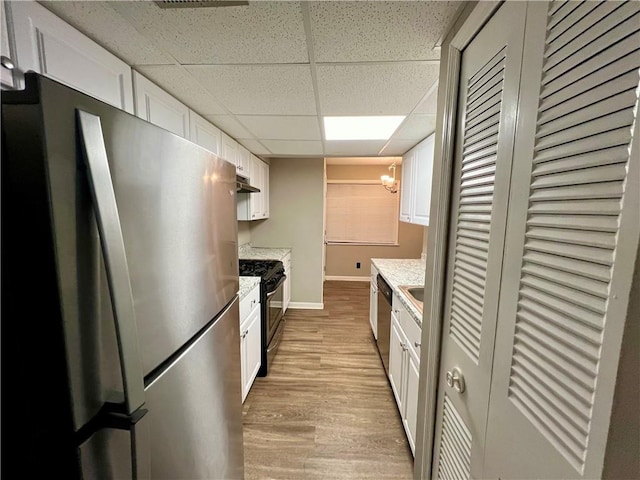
(36, 75), (239, 379)
(145, 297), (244, 479)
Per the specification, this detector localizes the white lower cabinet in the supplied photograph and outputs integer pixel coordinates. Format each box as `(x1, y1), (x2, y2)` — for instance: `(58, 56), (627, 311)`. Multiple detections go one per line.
(282, 253), (291, 313)
(388, 293), (421, 456)
(388, 314), (405, 410)
(239, 284), (261, 403)
(369, 264), (378, 339)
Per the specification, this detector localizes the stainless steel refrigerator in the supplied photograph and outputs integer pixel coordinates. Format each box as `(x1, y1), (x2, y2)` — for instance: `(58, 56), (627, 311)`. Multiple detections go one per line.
(2, 73), (244, 479)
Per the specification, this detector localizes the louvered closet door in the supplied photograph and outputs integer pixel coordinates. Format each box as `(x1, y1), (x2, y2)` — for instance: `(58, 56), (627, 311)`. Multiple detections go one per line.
(484, 1), (640, 478)
(431, 3), (527, 479)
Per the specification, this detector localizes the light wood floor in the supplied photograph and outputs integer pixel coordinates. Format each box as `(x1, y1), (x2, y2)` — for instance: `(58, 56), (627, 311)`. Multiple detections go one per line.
(242, 281), (414, 480)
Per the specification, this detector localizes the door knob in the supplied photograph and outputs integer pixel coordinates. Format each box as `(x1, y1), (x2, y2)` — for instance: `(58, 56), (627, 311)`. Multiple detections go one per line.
(445, 367), (465, 393)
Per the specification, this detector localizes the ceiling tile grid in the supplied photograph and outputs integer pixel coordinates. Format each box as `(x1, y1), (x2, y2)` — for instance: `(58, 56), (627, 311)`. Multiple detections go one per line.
(236, 115), (322, 141)
(111, 1), (308, 65)
(40, 1), (174, 65)
(38, 1), (459, 157)
(261, 140), (324, 156)
(136, 65), (228, 115)
(186, 65), (317, 116)
(316, 63), (441, 116)
(392, 114), (437, 141)
(308, 1), (459, 63)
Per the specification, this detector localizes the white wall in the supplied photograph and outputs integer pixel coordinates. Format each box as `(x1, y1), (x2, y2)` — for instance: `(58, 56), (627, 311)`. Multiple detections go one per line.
(250, 157), (324, 305)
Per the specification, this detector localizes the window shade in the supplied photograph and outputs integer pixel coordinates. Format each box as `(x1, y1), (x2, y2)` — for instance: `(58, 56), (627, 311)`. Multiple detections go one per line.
(326, 183), (399, 244)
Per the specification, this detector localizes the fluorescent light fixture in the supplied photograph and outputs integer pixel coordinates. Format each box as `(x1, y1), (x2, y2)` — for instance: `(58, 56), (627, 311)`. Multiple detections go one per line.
(323, 116), (405, 141)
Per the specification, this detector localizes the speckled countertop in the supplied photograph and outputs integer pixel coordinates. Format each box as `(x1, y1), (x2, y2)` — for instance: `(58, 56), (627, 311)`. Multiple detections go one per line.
(239, 276), (261, 300)
(238, 244), (291, 261)
(371, 258), (426, 326)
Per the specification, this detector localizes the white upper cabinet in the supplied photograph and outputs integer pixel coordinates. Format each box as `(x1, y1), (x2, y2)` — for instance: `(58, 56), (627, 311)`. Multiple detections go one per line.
(236, 145), (251, 177)
(189, 110), (221, 156)
(10, 1), (133, 113)
(221, 132), (238, 168)
(133, 71), (189, 138)
(237, 155), (269, 221)
(411, 134), (435, 225)
(399, 149), (414, 222)
(400, 134), (435, 226)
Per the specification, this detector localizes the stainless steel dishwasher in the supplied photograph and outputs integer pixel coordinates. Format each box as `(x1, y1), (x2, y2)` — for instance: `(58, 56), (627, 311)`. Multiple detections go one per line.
(376, 274), (393, 376)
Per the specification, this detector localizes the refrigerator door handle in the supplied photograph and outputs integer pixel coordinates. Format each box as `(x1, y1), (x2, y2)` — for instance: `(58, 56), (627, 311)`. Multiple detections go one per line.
(77, 109), (146, 415)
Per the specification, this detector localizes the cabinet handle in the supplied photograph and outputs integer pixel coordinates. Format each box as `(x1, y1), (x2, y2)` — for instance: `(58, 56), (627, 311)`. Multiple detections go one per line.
(1, 56), (14, 70)
(394, 309), (400, 314)
(241, 330), (248, 339)
(414, 341), (421, 348)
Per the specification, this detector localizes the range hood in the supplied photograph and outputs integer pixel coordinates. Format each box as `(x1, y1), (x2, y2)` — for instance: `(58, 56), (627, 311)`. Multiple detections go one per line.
(236, 174), (260, 193)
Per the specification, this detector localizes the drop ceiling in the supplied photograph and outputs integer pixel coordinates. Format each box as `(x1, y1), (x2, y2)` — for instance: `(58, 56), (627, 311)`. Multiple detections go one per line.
(40, 1), (462, 157)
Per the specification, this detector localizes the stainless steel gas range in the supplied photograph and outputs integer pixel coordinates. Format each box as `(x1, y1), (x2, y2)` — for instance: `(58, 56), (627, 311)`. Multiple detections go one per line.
(239, 259), (286, 376)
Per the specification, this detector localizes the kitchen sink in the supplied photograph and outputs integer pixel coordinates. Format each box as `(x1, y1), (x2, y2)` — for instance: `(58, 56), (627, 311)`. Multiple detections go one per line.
(399, 285), (424, 313)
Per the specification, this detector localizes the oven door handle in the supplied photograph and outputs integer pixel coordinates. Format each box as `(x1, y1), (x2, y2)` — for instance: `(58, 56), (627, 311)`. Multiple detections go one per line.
(266, 275), (286, 298)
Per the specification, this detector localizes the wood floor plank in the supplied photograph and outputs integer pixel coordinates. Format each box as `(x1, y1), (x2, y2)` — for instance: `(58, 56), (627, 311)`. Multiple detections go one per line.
(243, 281), (414, 479)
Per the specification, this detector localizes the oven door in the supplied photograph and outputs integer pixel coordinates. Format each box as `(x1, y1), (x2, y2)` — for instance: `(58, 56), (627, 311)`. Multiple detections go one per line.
(265, 276), (285, 344)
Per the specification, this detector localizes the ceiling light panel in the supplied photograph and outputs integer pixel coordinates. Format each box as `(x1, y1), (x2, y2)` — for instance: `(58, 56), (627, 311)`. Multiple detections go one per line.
(324, 116), (405, 141)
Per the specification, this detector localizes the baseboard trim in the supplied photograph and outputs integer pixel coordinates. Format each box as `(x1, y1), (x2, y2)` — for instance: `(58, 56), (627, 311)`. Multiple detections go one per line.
(325, 276), (370, 282)
(288, 302), (324, 310)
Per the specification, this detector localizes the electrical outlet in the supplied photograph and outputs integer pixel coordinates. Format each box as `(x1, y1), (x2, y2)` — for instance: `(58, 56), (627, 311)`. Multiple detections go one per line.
(356, 262), (361, 269)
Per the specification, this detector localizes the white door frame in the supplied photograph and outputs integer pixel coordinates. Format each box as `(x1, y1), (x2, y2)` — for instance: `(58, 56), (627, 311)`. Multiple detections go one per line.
(413, 2), (501, 479)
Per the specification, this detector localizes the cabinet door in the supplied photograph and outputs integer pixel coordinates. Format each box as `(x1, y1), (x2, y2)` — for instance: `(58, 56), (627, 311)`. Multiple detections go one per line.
(369, 282), (378, 339)
(236, 146), (250, 176)
(241, 304), (261, 403)
(189, 110), (221, 155)
(404, 351), (420, 456)
(432, 3), (527, 479)
(484, 2), (640, 478)
(133, 71), (189, 138)
(411, 134), (435, 226)
(10, 2), (133, 112)
(221, 132), (238, 168)
(262, 161), (269, 219)
(249, 156), (264, 219)
(388, 315), (405, 412)
(399, 149), (414, 222)
(283, 254), (291, 313)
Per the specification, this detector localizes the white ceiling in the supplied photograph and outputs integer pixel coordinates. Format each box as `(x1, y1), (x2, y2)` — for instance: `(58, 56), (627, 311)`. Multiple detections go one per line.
(41, 1), (461, 158)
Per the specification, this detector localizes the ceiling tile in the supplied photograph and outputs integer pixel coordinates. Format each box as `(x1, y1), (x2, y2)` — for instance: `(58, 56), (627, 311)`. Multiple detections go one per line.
(380, 139), (420, 156)
(261, 140), (324, 156)
(237, 139), (271, 156)
(392, 114), (437, 141)
(187, 65), (317, 115)
(317, 64), (440, 115)
(40, 1), (173, 65)
(236, 115), (321, 141)
(324, 140), (387, 156)
(204, 115), (253, 140)
(309, 1), (460, 62)
(136, 66), (227, 115)
(111, 1), (307, 65)
(415, 87), (439, 114)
